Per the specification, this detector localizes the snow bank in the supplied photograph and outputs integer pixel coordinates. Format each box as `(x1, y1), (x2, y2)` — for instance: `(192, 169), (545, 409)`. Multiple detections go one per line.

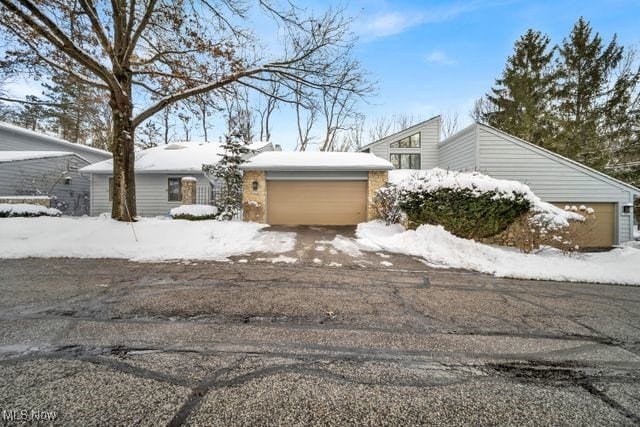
(241, 151), (393, 171)
(390, 168), (583, 228)
(356, 221), (640, 286)
(0, 203), (61, 217)
(170, 204), (218, 218)
(0, 216), (296, 262)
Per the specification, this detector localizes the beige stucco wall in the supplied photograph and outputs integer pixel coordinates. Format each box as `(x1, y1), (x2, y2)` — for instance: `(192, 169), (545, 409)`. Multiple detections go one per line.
(242, 170), (267, 223)
(367, 170), (388, 221)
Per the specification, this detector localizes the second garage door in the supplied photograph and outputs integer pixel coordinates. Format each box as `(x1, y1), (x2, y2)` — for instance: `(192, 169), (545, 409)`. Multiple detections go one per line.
(552, 202), (616, 248)
(267, 180), (367, 225)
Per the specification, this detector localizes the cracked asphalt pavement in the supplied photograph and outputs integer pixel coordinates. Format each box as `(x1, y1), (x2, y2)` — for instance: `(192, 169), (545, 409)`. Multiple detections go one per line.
(1, 250), (640, 425)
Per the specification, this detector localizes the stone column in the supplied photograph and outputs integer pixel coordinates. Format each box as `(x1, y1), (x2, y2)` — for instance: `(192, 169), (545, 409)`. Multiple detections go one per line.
(181, 176), (197, 205)
(367, 170), (389, 221)
(242, 170), (267, 223)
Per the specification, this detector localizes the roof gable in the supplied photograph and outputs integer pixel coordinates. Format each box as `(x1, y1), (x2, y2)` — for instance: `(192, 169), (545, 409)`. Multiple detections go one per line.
(358, 115), (441, 152)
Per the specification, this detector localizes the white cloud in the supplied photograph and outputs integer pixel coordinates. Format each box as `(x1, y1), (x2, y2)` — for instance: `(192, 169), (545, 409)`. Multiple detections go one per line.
(425, 50), (456, 65)
(356, 1), (513, 40)
(363, 12), (423, 38)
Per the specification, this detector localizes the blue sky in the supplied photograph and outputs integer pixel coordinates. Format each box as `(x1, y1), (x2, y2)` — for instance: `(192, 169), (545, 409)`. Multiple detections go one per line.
(266, 0), (640, 149)
(5, 0), (640, 149)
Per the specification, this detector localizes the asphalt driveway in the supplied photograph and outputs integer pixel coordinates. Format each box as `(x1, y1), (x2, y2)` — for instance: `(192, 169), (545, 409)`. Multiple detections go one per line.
(1, 227), (639, 425)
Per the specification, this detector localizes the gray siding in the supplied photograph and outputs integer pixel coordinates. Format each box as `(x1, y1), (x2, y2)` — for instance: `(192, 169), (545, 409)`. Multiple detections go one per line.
(0, 155), (91, 215)
(437, 125), (477, 171)
(0, 126), (111, 164)
(365, 117), (441, 169)
(476, 126), (635, 244)
(91, 173), (211, 217)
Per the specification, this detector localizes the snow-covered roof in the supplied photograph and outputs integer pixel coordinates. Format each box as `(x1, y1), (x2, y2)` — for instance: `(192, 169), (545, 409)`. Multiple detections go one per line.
(0, 151), (76, 163)
(80, 141), (272, 174)
(0, 122), (112, 158)
(240, 151), (394, 171)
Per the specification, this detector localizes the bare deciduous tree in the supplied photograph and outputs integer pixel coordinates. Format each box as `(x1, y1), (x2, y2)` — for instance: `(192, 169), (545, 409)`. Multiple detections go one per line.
(441, 112), (460, 139)
(0, 1), (365, 220)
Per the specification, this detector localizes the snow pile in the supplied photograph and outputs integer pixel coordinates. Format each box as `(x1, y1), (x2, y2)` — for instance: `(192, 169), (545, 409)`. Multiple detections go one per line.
(0, 216), (296, 262)
(170, 204), (219, 219)
(356, 221), (640, 286)
(241, 151), (393, 171)
(389, 168), (583, 228)
(0, 203), (61, 218)
(634, 226), (639, 240)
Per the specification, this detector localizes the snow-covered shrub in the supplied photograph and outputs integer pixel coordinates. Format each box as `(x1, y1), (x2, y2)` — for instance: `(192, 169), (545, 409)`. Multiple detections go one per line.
(170, 204), (219, 221)
(395, 169), (532, 239)
(0, 203), (62, 218)
(242, 200), (263, 222)
(373, 183), (403, 225)
(495, 203), (589, 253)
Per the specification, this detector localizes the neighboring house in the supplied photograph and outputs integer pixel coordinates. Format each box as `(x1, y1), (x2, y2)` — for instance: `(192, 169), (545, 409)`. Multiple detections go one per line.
(80, 141), (274, 217)
(360, 117), (640, 247)
(0, 122), (112, 164)
(0, 122), (112, 215)
(240, 151), (393, 225)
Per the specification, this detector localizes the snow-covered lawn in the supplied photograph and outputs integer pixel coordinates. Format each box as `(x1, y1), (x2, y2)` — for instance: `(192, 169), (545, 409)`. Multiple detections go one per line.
(0, 216), (295, 262)
(356, 221), (640, 286)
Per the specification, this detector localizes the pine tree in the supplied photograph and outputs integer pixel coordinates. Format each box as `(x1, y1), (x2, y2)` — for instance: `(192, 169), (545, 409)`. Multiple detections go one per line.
(202, 115), (254, 220)
(555, 17), (629, 169)
(484, 29), (557, 148)
(42, 74), (111, 149)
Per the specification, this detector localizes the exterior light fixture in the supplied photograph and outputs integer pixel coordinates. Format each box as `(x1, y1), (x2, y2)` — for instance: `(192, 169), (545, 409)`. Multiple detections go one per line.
(252, 181), (259, 191)
(622, 204), (632, 214)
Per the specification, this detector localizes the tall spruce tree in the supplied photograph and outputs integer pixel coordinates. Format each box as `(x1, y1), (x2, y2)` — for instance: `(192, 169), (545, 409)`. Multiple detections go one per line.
(484, 29), (557, 148)
(202, 114), (253, 220)
(555, 17), (627, 169)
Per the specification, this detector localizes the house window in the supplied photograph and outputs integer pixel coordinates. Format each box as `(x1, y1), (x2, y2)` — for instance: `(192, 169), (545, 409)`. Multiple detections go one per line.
(168, 177), (182, 202)
(390, 153), (421, 169)
(108, 177), (114, 201)
(390, 132), (420, 148)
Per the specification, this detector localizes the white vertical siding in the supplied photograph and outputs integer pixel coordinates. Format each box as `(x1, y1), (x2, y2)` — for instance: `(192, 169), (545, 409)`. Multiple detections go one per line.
(365, 116), (441, 169)
(437, 125), (477, 171)
(90, 173), (211, 217)
(476, 126), (635, 244)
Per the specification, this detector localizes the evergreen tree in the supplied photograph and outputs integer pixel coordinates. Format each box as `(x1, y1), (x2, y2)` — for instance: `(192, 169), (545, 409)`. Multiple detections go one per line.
(202, 115), (253, 220)
(484, 29), (557, 148)
(42, 74), (111, 149)
(555, 17), (632, 169)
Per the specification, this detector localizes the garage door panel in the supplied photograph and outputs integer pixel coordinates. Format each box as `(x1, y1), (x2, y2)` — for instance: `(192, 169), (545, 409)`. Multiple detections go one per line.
(267, 181), (367, 225)
(552, 202), (615, 248)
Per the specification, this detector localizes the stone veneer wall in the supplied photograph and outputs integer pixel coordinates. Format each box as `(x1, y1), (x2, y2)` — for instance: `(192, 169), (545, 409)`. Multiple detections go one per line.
(367, 170), (388, 221)
(242, 170), (267, 223)
(0, 196), (51, 207)
(180, 177), (197, 205)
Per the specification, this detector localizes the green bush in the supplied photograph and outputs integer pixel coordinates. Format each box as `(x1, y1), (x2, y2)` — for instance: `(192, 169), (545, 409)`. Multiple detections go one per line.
(170, 213), (218, 221)
(399, 188), (531, 239)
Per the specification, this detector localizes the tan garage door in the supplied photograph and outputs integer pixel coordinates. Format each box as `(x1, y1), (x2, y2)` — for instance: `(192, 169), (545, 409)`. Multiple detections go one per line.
(552, 202), (615, 248)
(267, 180), (367, 225)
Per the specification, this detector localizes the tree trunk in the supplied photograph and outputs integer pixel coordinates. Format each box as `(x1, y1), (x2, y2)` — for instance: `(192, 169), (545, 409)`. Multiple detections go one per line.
(110, 92), (137, 222)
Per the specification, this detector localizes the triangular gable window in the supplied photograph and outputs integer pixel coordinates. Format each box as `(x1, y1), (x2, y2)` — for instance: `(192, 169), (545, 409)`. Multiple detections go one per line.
(390, 132), (420, 148)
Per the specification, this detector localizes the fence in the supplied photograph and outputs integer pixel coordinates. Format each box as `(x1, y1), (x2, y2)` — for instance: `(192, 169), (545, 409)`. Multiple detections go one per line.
(196, 184), (242, 220)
